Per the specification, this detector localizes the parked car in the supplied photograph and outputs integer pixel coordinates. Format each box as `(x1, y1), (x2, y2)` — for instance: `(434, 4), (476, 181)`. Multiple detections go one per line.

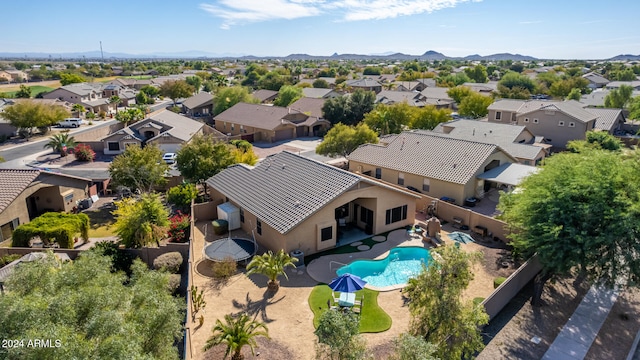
(58, 118), (84, 128)
(162, 152), (177, 164)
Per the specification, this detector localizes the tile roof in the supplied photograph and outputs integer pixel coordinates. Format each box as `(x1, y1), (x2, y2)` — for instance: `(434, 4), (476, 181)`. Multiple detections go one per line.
(289, 97), (327, 118)
(207, 151), (401, 234)
(144, 110), (205, 142)
(490, 99), (597, 123)
(0, 170), (40, 213)
(586, 108), (624, 132)
(252, 89), (278, 102)
(376, 90), (425, 106)
(487, 99), (527, 112)
(348, 131), (512, 185)
(302, 88), (335, 98)
(214, 102), (304, 131)
(346, 79), (381, 87)
(181, 92), (213, 109)
(420, 87), (453, 100)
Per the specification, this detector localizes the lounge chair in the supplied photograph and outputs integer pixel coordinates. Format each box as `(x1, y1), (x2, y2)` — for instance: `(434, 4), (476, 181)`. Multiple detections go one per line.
(327, 299), (338, 311)
(352, 297), (363, 314)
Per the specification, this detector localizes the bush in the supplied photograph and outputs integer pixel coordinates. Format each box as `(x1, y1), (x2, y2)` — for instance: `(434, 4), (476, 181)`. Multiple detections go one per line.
(0, 254), (21, 267)
(168, 274), (181, 293)
(92, 241), (136, 274)
(74, 143), (96, 162)
(169, 106), (181, 113)
(493, 277), (507, 289)
(98, 110), (107, 119)
(153, 252), (183, 273)
(473, 297), (485, 306)
(166, 183), (197, 211)
(212, 256), (237, 280)
(12, 212), (89, 249)
(168, 212), (190, 243)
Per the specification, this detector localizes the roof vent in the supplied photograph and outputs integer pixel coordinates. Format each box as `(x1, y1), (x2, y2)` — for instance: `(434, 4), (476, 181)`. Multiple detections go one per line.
(282, 163), (286, 169)
(453, 164), (457, 168)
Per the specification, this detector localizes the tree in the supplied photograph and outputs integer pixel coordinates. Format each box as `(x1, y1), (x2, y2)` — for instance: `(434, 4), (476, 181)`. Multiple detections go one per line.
(160, 79), (195, 106)
(257, 71), (287, 91)
(204, 313), (269, 360)
(176, 134), (236, 195)
(497, 71), (536, 99)
(629, 96), (640, 120)
(313, 79), (330, 88)
(566, 88), (582, 101)
(114, 107), (145, 126)
(464, 64), (488, 83)
(567, 131), (622, 153)
(140, 84), (160, 98)
(410, 105), (452, 130)
(447, 85), (473, 104)
(109, 95), (122, 114)
(229, 139), (258, 165)
(316, 123), (379, 158)
(213, 86), (259, 115)
(59, 72), (86, 85)
(0, 251), (183, 360)
(403, 245), (488, 360)
(549, 78), (589, 98)
(321, 90), (375, 125)
(498, 149), (640, 306)
(44, 133), (77, 157)
(604, 84), (634, 108)
(2, 100), (70, 138)
(167, 183), (198, 212)
(389, 333), (438, 360)
(72, 103), (85, 116)
(458, 92), (493, 119)
(108, 144), (169, 192)
(273, 85), (303, 107)
(15, 84), (31, 98)
(113, 193), (169, 248)
(437, 72), (470, 87)
(246, 250), (298, 292)
(186, 76), (202, 93)
(314, 309), (368, 360)
(364, 103), (414, 135)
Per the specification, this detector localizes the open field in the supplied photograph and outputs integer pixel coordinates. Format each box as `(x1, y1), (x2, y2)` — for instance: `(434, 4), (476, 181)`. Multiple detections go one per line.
(0, 85), (55, 97)
(0, 80), (61, 91)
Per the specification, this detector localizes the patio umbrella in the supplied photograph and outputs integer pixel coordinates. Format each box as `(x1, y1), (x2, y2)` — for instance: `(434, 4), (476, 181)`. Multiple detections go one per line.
(328, 273), (367, 293)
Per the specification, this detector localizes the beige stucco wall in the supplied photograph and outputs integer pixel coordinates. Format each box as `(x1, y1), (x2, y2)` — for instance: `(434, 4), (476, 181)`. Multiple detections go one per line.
(488, 109), (518, 123)
(42, 89), (92, 104)
(515, 110), (593, 148)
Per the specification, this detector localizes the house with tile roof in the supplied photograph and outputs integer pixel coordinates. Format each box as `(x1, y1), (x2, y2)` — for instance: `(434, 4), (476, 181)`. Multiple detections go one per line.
(289, 97), (327, 119)
(582, 72), (610, 90)
(431, 119), (548, 165)
(301, 88), (340, 99)
(213, 102), (330, 143)
(419, 87), (455, 109)
(487, 99), (599, 148)
(348, 131), (518, 205)
(587, 108), (626, 134)
(42, 82), (137, 114)
(252, 89), (279, 103)
(376, 90), (428, 107)
(346, 79), (382, 94)
(181, 91), (214, 117)
(206, 151), (419, 255)
(0, 169), (90, 242)
(101, 109), (205, 155)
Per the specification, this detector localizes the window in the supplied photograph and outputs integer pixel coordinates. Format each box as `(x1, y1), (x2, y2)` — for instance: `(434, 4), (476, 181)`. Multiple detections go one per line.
(495, 111), (501, 121)
(558, 121), (565, 126)
(108, 142), (120, 151)
(422, 178), (430, 192)
(569, 122), (575, 128)
(524, 118), (529, 123)
(385, 205), (408, 225)
(64, 193), (74, 203)
(321, 226), (333, 241)
(397, 173), (404, 185)
(363, 170), (371, 176)
(223, 122), (226, 130)
(240, 208), (244, 223)
(231, 124), (235, 131)
(533, 118), (539, 124)
(375, 168), (382, 179)
(256, 219), (262, 235)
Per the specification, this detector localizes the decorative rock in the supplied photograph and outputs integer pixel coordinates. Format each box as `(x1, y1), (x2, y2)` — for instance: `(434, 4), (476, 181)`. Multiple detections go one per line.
(372, 236), (386, 242)
(350, 241), (363, 247)
(357, 244), (371, 251)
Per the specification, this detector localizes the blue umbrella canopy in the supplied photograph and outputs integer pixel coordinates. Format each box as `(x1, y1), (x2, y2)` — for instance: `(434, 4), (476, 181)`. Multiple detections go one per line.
(328, 273), (367, 293)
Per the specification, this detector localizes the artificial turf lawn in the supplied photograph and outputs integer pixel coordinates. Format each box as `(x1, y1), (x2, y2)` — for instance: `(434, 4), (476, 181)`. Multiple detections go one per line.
(309, 284), (392, 333)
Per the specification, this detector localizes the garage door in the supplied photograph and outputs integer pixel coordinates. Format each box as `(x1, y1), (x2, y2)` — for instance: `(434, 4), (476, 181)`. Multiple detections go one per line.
(274, 129), (293, 142)
(159, 143), (180, 153)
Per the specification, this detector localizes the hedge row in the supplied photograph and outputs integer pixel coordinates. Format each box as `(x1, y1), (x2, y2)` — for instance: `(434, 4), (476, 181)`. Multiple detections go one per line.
(12, 212), (89, 249)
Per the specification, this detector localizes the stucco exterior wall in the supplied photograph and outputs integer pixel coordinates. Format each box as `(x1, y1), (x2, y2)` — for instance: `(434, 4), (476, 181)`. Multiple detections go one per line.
(515, 110), (594, 148)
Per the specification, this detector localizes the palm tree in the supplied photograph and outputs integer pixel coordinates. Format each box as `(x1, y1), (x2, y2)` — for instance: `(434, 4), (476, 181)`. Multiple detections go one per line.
(72, 104), (85, 118)
(44, 133), (77, 157)
(246, 250), (298, 292)
(109, 95), (122, 114)
(204, 313), (269, 360)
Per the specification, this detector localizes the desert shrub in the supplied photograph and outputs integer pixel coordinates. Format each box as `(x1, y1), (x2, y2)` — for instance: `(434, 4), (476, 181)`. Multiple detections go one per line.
(92, 241), (137, 274)
(12, 212), (89, 249)
(169, 106), (181, 113)
(493, 277), (507, 289)
(153, 252), (183, 273)
(166, 183), (197, 211)
(98, 110), (106, 119)
(212, 256), (237, 280)
(473, 297), (485, 305)
(168, 212), (190, 243)
(74, 143), (96, 162)
(0, 254), (22, 267)
(168, 274), (181, 293)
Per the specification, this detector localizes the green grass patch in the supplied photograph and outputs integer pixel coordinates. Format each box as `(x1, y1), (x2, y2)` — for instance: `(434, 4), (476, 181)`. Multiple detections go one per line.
(309, 284), (392, 333)
(85, 207), (116, 238)
(0, 86), (54, 98)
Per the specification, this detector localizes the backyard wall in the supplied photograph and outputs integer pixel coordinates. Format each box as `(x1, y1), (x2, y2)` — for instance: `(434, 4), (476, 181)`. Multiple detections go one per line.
(73, 121), (124, 142)
(192, 200), (220, 222)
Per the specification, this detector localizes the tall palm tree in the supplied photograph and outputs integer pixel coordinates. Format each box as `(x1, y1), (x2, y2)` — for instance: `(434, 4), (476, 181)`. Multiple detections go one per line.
(246, 250), (298, 292)
(204, 313), (269, 360)
(44, 133), (77, 157)
(72, 104), (85, 118)
(109, 95), (122, 114)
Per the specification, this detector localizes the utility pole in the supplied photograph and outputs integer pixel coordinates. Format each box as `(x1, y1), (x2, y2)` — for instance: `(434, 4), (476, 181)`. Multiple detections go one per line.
(100, 41), (104, 62)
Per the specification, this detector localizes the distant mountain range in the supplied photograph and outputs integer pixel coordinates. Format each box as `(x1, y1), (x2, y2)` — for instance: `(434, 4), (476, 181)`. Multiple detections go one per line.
(0, 50), (637, 61)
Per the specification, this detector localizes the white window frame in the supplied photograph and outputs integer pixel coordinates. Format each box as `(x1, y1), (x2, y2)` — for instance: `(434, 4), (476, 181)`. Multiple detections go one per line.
(397, 172), (404, 186)
(495, 111), (502, 121)
(422, 178), (430, 192)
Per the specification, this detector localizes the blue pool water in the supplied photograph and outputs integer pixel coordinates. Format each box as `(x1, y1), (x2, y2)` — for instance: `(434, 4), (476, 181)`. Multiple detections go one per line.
(336, 247), (432, 288)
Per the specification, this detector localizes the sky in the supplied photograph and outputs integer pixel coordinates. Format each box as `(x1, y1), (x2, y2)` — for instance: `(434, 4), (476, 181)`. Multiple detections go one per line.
(2, 0), (639, 59)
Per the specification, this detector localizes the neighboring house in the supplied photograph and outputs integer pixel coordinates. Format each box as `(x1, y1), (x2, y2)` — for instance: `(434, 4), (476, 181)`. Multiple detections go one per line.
(181, 91), (214, 117)
(419, 87), (455, 109)
(107, 78), (155, 90)
(346, 79), (382, 93)
(252, 89), (278, 103)
(0, 169), (90, 242)
(213, 102), (330, 142)
(348, 131), (518, 205)
(605, 81), (640, 90)
(101, 110), (205, 155)
(579, 89), (609, 107)
(376, 90), (427, 107)
(206, 151), (419, 255)
(42, 82), (134, 114)
(582, 72), (610, 90)
(302, 88), (341, 99)
(102, 84), (137, 107)
(462, 82), (498, 95)
(588, 108), (626, 134)
(430, 119), (548, 165)
(0, 70), (28, 82)
(394, 81), (427, 92)
(487, 99), (598, 148)
(289, 97), (327, 119)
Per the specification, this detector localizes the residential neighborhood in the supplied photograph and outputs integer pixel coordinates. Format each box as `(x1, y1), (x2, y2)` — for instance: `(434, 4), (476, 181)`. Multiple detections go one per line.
(2, 3), (640, 359)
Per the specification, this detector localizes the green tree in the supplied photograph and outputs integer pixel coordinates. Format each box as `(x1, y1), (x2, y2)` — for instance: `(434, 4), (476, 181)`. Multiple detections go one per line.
(160, 79), (195, 106)
(109, 95), (122, 114)
(108, 144), (169, 192)
(176, 134), (236, 195)
(497, 71), (536, 99)
(213, 86), (259, 115)
(316, 123), (379, 158)
(59, 72), (86, 85)
(314, 309), (368, 360)
(204, 313), (269, 360)
(364, 103), (414, 135)
(363, 66), (382, 75)
(167, 183), (198, 212)
(321, 90), (375, 125)
(257, 71), (288, 91)
(113, 193), (169, 248)
(246, 250), (298, 292)
(1, 100), (69, 138)
(389, 333), (438, 360)
(447, 85), (473, 104)
(498, 149), (640, 306)
(229, 139), (258, 166)
(44, 133), (77, 157)
(437, 72), (471, 87)
(404, 245), (488, 360)
(114, 107), (145, 126)
(629, 96), (640, 120)
(458, 92), (493, 119)
(604, 84), (634, 108)
(566, 88), (582, 101)
(410, 105), (452, 130)
(72, 103), (85, 116)
(313, 79), (330, 88)
(0, 251), (183, 360)
(15, 84), (31, 98)
(464, 64), (488, 83)
(549, 78), (589, 98)
(140, 84), (160, 98)
(186, 76), (202, 93)
(273, 85), (303, 107)
(567, 131), (622, 153)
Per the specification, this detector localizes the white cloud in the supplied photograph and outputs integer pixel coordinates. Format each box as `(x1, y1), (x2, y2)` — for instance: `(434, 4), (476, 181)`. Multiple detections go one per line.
(518, 20), (543, 25)
(200, 0), (481, 28)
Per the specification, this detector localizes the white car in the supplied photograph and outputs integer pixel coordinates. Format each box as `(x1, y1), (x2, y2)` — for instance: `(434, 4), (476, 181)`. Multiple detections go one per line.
(58, 118), (84, 128)
(162, 153), (177, 164)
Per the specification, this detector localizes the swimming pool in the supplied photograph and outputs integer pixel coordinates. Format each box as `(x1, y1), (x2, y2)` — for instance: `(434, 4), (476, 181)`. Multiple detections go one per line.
(336, 246), (432, 288)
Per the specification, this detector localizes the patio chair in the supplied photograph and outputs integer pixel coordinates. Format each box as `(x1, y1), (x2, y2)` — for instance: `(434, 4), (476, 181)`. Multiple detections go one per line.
(352, 300), (362, 315)
(353, 296), (362, 307)
(327, 299), (338, 311)
(332, 291), (340, 305)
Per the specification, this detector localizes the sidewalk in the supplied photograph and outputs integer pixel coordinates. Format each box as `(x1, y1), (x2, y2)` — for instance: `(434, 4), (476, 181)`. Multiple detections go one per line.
(542, 285), (619, 360)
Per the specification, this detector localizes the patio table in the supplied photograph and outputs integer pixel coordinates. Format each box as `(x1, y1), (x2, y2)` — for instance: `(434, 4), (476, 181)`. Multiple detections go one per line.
(338, 292), (356, 307)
